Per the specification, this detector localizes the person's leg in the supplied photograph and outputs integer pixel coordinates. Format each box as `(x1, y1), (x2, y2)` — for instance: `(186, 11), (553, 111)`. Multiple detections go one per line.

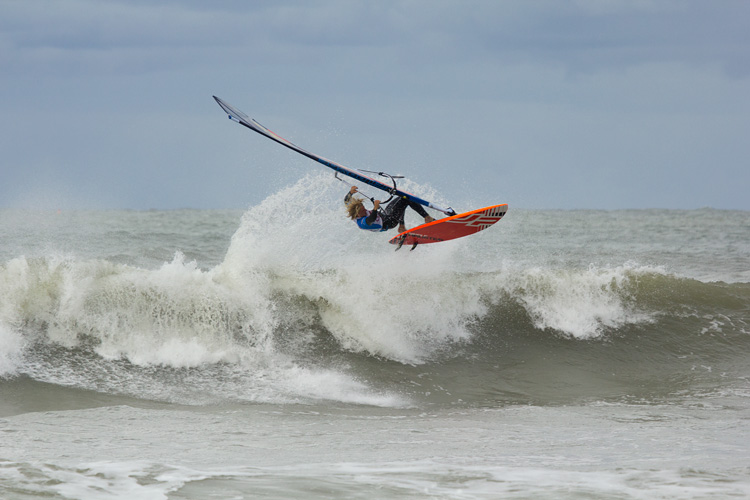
(406, 200), (432, 220)
(381, 198), (409, 230)
(382, 198), (434, 230)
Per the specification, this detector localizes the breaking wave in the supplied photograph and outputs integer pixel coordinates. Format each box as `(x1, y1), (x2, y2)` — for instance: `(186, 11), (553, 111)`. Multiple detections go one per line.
(1, 174), (748, 407)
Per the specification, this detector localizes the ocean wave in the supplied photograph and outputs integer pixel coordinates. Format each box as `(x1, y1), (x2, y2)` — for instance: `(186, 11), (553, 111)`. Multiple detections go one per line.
(1, 247), (748, 407)
(2, 177), (748, 406)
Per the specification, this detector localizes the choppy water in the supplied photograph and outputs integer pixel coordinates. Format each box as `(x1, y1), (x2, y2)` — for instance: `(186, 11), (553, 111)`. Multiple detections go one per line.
(2, 173), (749, 499)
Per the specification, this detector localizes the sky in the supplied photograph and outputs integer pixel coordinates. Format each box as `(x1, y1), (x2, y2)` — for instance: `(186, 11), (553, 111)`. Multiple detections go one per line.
(1, 0), (748, 210)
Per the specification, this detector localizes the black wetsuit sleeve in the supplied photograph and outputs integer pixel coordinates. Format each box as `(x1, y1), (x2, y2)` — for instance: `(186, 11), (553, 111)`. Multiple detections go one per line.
(344, 193), (352, 204)
(365, 210), (378, 225)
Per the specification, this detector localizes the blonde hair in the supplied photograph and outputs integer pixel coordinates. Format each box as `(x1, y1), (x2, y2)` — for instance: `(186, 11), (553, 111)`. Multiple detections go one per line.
(346, 197), (366, 220)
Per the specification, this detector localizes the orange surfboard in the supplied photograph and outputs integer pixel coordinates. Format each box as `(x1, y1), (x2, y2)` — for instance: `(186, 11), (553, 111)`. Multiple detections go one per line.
(389, 204), (508, 250)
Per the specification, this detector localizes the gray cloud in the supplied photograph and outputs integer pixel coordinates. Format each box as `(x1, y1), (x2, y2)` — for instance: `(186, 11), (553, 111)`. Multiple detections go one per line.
(1, 0), (748, 209)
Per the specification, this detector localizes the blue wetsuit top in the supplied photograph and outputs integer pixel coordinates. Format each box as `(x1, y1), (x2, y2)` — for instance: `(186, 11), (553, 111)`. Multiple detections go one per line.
(356, 210), (385, 232)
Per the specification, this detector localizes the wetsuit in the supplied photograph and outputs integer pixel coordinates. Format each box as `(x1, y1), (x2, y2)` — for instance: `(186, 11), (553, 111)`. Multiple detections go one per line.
(345, 193), (430, 232)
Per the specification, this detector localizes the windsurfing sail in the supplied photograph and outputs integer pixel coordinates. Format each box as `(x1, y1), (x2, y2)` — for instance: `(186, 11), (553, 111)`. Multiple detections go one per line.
(213, 96), (456, 216)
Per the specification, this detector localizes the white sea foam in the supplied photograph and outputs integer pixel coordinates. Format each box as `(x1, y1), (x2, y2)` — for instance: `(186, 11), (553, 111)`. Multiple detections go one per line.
(0, 323), (24, 376)
(10, 460), (744, 500)
(0, 247), (409, 405)
(487, 263), (657, 338)
(215, 172), (478, 363)
(0, 461), (197, 500)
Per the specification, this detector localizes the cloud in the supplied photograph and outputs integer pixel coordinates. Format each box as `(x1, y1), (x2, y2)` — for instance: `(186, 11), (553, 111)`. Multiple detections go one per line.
(1, 0), (748, 209)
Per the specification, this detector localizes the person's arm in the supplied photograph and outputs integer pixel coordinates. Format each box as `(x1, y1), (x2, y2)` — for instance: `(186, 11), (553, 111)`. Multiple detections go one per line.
(344, 185), (358, 204)
(365, 200), (381, 225)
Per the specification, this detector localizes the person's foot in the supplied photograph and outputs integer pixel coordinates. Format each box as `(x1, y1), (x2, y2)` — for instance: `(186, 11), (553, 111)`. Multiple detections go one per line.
(398, 223), (407, 233)
(424, 216), (436, 223)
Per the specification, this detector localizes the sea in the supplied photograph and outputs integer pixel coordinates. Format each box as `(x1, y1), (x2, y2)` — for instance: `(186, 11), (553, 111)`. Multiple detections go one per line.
(2, 172), (749, 499)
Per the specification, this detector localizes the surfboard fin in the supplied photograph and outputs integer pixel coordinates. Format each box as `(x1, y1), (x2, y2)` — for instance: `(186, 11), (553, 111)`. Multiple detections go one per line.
(394, 235), (406, 251)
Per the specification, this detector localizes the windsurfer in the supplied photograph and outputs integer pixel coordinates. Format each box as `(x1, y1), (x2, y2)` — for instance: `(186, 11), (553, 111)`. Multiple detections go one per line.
(344, 186), (435, 233)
